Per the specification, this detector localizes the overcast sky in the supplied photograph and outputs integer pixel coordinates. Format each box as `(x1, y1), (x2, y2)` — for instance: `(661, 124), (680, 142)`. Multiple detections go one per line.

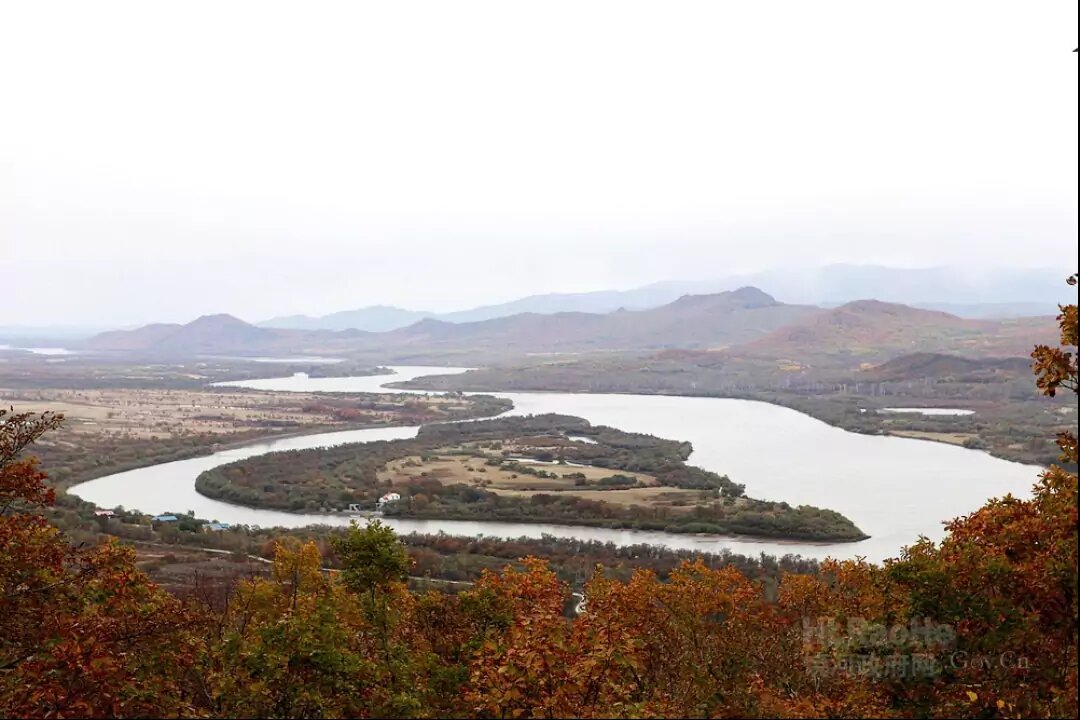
(2, 1), (1077, 326)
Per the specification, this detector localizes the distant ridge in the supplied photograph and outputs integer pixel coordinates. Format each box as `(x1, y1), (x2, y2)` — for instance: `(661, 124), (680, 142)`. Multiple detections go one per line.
(84, 288), (814, 357)
(254, 265), (1067, 331)
(359, 287), (815, 355)
(857, 353), (1032, 382)
(736, 300), (1054, 361)
(259, 305), (434, 332)
(83, 313), (297, 354)
(83, 288), (1058, 363)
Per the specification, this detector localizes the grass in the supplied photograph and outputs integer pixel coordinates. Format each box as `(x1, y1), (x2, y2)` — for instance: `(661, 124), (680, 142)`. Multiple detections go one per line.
(376, 451), (708, 511)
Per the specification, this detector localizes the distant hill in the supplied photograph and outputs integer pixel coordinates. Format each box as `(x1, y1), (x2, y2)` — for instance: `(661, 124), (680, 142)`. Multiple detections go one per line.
(725, 265), (1069, 308)
(856, 352), (1032, 382)
(736, 300), (1056, 364)
(256, 286), (718, 332)
(905, 301), (1062, 319)
(82, 322), (190, 352)
(83, 289), (1057, 363)
(259, 305), (435, 332)
(354, 287), (817, 355)
(84, 288), (815, 358)
(254, 265), (1068, 331)
(82, 314), (307, 355)
(435, 283), (715, 323)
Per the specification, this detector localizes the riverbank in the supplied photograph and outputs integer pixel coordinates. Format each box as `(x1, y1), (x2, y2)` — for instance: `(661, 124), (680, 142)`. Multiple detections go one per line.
(391, 376), (1072, 468)
(66, 367), (1042, 563)
(193, 414), (868, 542)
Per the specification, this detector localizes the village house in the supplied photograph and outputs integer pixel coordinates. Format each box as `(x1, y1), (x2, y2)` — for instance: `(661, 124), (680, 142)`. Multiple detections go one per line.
(376, 492), (401, 510)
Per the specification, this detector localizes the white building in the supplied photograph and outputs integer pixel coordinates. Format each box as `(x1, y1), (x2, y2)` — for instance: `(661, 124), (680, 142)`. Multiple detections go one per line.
(376, 492), (402, 509)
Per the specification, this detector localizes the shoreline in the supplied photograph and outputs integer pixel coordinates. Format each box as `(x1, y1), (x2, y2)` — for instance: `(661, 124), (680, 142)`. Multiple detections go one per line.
(63, 369), (1041, 560)
(390, 379), (1051, 468)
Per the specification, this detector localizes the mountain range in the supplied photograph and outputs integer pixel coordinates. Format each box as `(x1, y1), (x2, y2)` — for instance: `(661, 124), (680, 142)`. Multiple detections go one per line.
(81, 286), (1057, 365)
(257, 265), (1070, 332)
(84, 287), (812, 358)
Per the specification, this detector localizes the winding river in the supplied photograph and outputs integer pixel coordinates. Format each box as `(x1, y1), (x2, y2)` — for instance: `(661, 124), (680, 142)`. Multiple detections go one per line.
(68, 366), (1042, 563)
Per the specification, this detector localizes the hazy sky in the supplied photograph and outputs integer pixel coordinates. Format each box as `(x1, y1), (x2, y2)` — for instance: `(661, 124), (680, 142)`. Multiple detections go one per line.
(2, 1), (1077, 326)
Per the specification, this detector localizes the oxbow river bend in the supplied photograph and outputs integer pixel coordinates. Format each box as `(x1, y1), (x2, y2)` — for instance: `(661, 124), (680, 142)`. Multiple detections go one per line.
(69, 366), (1042, 563)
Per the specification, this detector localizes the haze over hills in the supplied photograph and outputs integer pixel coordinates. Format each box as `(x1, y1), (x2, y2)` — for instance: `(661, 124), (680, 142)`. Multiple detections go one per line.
(81, 286), (1058, 365)
(728, 265), (1069, 306)
(358, 286), (815, 356)
(84, 287), (814, 358)
(854, 352), (1033, 382)
(258, 306), (435, 332)
(256, 265), (1069, 332)
(256, 285), (705, 331)
(4, 265), (1063, 340)
(81, 314), (329, 355)
(734, 299), (1052, 363)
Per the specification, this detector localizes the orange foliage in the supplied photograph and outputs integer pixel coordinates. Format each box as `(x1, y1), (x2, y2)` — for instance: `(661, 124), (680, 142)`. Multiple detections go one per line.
(1, 410), (206, 718)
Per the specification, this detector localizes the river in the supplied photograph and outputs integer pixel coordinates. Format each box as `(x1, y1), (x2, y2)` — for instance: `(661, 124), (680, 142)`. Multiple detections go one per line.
(68, 366), (1041, 563)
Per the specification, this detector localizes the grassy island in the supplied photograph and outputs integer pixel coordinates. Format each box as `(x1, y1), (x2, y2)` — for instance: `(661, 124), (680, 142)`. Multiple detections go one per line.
(196, 414), (867, 542)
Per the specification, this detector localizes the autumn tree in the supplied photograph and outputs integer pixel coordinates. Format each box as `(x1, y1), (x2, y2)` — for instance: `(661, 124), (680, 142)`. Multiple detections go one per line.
(0, 409), (206, 718)
(209, 539), (383, 718)
(883, 274), (1078, 718)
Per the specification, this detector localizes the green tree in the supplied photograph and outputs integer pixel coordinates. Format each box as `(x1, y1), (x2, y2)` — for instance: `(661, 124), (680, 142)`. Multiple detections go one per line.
(332, 519), (411, 596)
(331, 520), (415, 707)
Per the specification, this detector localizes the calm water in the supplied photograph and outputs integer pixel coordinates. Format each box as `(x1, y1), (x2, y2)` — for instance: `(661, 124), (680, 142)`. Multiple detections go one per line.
(69, 367), (1041, 563)
(1, 346), (77, 355)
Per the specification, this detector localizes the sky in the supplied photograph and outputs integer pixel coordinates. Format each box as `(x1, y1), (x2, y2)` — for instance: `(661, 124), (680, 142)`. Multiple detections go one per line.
(2, 1), (1077, 326)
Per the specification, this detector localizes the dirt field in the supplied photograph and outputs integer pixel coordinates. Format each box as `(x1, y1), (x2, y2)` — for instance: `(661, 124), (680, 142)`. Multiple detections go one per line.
(495, 485), (708, 507)
(2, 388), (482, 441)
(378, 452), (709, 510)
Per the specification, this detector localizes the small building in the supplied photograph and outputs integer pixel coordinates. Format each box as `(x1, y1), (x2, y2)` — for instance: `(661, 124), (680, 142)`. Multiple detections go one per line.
(205, 522), (231, 532)
(93, 509), (115, 518)
(152, 514), (179, 523)
(376, 492), (402, 509)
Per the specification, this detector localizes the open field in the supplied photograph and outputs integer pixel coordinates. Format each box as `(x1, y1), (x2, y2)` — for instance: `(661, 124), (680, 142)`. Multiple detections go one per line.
(494, 484), (709, 507)
(2, 383), (510, 492)
(197, 414), (867, 541)
(0, 353), (306, 389)
(3, 387), (491, 441)
(377, 451), (711, 511)
(380, 452), (658, 487)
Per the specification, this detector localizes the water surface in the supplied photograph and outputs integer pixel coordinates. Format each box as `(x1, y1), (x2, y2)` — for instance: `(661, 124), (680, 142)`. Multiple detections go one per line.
(70, 367), (1041, 563)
